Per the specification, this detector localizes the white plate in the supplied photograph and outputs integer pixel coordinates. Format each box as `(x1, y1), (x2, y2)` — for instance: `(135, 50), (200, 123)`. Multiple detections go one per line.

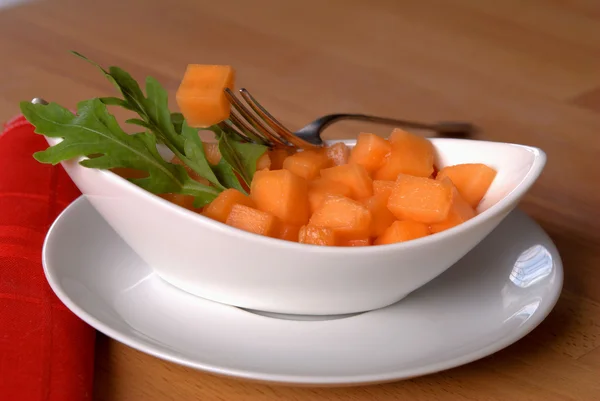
(43, 196), (563, 386)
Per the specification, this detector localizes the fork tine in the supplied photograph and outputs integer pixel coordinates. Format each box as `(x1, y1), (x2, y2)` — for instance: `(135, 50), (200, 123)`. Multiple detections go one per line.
(223, 90), (270, 145)
(224, 88), (290, 148)
(239, 88), (319, 150)
(228, 111), (268, 144)
(218, 120), (253, 143)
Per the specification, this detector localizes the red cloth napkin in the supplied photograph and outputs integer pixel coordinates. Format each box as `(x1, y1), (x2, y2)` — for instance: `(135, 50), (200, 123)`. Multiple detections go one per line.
(0, 116), (95, 400)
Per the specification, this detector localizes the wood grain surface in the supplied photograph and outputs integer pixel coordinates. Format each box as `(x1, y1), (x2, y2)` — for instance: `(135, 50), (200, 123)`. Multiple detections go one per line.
(1, 0), (600, 399)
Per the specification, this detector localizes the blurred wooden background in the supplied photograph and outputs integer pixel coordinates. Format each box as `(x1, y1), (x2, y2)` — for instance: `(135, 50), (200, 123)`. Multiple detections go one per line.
(1, 0), (599, 400)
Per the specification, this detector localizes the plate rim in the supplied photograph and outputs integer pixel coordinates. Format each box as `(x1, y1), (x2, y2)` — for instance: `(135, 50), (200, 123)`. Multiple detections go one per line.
(42, 196), (564, 385)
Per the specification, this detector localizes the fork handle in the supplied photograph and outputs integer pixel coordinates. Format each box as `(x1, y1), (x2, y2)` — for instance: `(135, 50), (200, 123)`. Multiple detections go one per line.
(295, 113), (476, 145)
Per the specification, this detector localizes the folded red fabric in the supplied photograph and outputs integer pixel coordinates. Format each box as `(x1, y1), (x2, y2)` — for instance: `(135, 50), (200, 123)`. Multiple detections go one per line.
(0, 116), (95, 401)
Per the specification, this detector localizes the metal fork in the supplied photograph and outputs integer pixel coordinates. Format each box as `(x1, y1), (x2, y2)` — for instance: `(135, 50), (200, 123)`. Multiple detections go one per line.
(222, 88), (476, 150)
(32, 93), (476, 150)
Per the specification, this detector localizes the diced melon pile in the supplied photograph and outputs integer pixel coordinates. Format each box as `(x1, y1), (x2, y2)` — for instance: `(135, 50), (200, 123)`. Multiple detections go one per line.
(166, 64), (498, 246)
(164, 129), (498, 247)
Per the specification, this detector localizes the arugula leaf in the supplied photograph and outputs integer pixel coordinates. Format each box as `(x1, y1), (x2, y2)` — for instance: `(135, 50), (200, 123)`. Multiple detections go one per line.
(211, 158), (247, 193)
(142, 76), (184, 150)
(72, 52), (184, 150)
(99, 96), (132, 110)
(126, 118), (153, 129)
(171, 112), (184, 134)
(109, 68), (185, 152)
(214, 126), (268, 187)
(71, 51), (119, 89)
(180, 121), (224, 189)
(20, 98), (219, 205)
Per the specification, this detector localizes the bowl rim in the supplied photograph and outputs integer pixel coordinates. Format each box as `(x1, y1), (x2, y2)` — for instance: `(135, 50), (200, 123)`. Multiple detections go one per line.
(59, 137), (546, 255)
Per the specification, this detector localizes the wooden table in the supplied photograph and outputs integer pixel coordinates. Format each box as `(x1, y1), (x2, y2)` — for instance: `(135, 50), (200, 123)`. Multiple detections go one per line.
(1, 0), (600, 399)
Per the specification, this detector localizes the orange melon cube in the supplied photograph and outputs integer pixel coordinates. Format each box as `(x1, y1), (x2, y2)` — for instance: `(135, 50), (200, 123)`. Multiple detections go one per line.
(202, 143), (269, 171)
(256, 152), (271, 171)
(176, 64), (235, 127)
(374, 129), (434, 180)
(308, 178), (353, 213)
(225, 204), (279, 237)
(278, 223), (301, 242)
(364, 194), (397, 237)
(283, 150), (330, 180)
(298, 225), (337, 246)
(250, 169), (310, 225)
(203, 188), (255, 223)
(374, 221), (430, 245)
(320, 163), (373, 200)
(429, 186), (476, 233)
(203, 142), (222, 165)
(349, 133), (391, 173)
(268, 148), (292, 170)
(338, 237), (373, 247)
(159, 193), (202, 212)
(325, 142), (350, 166)
(309, 196), (372, 239)
(436, 163), (497, 208)
(387, 175), (453, 224)
(372, 180), (395, 202)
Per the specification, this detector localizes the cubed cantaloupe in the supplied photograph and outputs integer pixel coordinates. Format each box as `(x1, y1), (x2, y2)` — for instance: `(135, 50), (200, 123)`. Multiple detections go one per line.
(268, 148), (292, 170)
(349, 133), (391, 173)
(256, 153), (271, 171)
(338, 237), (373, 247)
(203, 142), (222, 165)
(277, 223), (301, 242)
(374, 129), (434, 180)
(225, 204), (278, 237)
(429, 186), (476, 233)
(308, 178), (353, 213)
(364, 194), (397, 237)
(309, 196), (372, 239)
(250, 169), (310, 225)
(374, 221), (430, 245)
(325, 142), (350, 166)
(203, 188), (255, 223)
(320, 163), (373, 200)
(176, 65), (235, 127)
(372, 180), (395, 202)
(283, 150), (330, 180)
(202, 143), (269, 171)
(436, 163), (497, 208)
(387, 175), (453, 224)
(298, 225), (337, 246)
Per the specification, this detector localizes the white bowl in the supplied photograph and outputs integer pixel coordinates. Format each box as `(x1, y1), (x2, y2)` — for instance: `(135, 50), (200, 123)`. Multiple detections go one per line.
(48, 137), (546, 315)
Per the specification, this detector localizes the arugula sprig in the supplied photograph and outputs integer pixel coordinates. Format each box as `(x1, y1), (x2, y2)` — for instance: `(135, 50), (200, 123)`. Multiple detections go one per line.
(20, 98), (220, 204)
(213, 125), (267, 186)
(71, 51), (226, 190)
(19, 52), (269, 206)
